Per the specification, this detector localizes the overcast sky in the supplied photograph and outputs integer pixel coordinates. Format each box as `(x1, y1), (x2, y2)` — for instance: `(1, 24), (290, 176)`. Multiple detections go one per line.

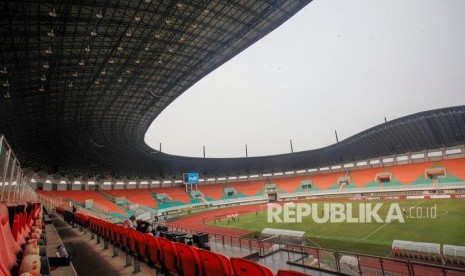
(145, 0), (465, 158)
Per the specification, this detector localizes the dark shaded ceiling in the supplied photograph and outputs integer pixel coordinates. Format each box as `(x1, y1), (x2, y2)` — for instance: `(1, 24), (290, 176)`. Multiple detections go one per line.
(1, 1), (464, 180)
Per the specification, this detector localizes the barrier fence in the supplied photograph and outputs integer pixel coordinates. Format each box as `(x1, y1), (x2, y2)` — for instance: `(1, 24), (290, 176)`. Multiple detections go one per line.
(168, 225), (465, 276)
(0, 135), (36, 203)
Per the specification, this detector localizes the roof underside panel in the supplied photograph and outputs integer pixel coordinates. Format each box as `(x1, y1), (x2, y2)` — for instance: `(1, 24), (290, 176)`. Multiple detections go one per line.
(1, 2), (464, 180)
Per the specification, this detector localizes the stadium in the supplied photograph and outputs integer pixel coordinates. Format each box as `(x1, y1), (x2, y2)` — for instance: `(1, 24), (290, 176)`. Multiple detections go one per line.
(1, 1), (465, 276)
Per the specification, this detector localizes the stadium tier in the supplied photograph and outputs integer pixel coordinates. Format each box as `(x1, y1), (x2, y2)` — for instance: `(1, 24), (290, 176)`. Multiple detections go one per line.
(198, 184), (226, 200)
(388, 161), (435, 185)
(36, 190), (126, 215)
(348, 167), (388, 188)
(34, 157), (465, 216)
(227, 180), (266, 197)
(104, 189), (158, 208)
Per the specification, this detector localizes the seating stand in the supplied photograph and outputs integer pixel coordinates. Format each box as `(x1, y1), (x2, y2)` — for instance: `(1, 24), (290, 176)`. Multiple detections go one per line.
(113, 244), (118, 257)
(125, 251), (132, 267)
(133, 256), (141, 273)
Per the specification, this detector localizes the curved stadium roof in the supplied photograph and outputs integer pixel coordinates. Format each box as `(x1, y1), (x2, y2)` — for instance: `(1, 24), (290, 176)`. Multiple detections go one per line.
(1, 1), (464, 180)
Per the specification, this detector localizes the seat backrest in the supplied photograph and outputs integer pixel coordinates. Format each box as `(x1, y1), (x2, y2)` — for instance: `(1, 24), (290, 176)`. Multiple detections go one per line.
(158, 237), (178, 274)
(134, 231), (147, 258)
(0, 203), (20, 274)
(277, 269), (311, 276)
(175, 242), (201, 276)
(230, 257), (274, 276)
(127, 229), (138, 253)
(146, 235), (161, 266)
(120, 227), (129, 248)
(198, 249), (232, 276)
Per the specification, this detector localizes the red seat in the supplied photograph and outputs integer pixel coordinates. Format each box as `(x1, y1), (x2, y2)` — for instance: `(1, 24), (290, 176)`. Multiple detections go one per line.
(134, 231), (148, 259)
(146, 235), (162, 269)
(175, 242), (201, 276)
(0, 203), (21, 274)
(230, 257), (274, 276)
(120, 227), (130, 249)
(158, 237), (178, 274)
(277, 269), (311, 276)
(127, 229), (138, 253)
(198, 249), (232, 276)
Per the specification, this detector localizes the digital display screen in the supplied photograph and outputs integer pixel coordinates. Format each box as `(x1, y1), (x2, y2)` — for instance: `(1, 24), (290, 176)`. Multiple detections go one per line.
(183, 172), (199, 184)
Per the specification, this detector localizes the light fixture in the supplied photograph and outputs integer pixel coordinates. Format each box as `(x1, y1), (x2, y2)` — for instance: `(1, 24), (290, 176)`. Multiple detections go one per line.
(40, 74), (47, 81)
(191, 23), (198, 29)
(155, 32), (163, 39)
(125, 30), (132, 37)
(144, 45), (150, 51)
(47, 29), (55, 37)
(117, 78), (122, 83)
(202, 9), (209, 15)
(94, 80), (100, 85)
(157, 59), (163, 64)
(165, 18), (174, 25)
(68, 81), (73, 88)
(168, 46), (174, 53)
(38, 85), (45, 92)
(96, 10), (103, 19)
(84, 45), (91, 52)
(117, 45), (124, 51)
(134, 14), (141, 22)
(45, 46), (53, 54)
(79, 60), (85, 66)
(43, 62), (50, 69)
(49, 8), (57, 17)
(2, 80), (9, 87)
(72, 71), (78, 77)
(126, 70), (131, 74)
(4, 91), (10, 98)
(91, 29), (97, 36)
(179, 35), (187, 42)
(144, 0), (152, 3)
(108, 59), (114, 64)
(101, 70), (106, 75)
(135, 59), (141, 64)
(0, 67), (7, 74)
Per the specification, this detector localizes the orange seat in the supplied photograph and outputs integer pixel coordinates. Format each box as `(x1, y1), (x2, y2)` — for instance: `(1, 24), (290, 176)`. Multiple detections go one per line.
(175, 242), (201, 276)
(230, 257), (274, 276)
(198, 249), (232, 276)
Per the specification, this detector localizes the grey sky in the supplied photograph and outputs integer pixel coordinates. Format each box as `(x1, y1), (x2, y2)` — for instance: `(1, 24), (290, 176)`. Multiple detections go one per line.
(145, 0), (465, 158)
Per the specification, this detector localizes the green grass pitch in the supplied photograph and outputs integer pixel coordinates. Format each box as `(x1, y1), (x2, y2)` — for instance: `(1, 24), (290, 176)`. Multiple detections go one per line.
(209, 199), (465, 257)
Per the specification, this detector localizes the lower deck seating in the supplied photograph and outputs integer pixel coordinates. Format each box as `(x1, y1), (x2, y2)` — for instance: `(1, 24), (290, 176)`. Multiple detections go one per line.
(0, 202), (48, 276)
(71, 213), (309, 276)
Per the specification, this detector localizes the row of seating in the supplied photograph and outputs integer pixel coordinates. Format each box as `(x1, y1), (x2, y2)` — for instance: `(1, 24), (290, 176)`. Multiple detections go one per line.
(71, 212), (310, 276)
(0, 202), (47, 276)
